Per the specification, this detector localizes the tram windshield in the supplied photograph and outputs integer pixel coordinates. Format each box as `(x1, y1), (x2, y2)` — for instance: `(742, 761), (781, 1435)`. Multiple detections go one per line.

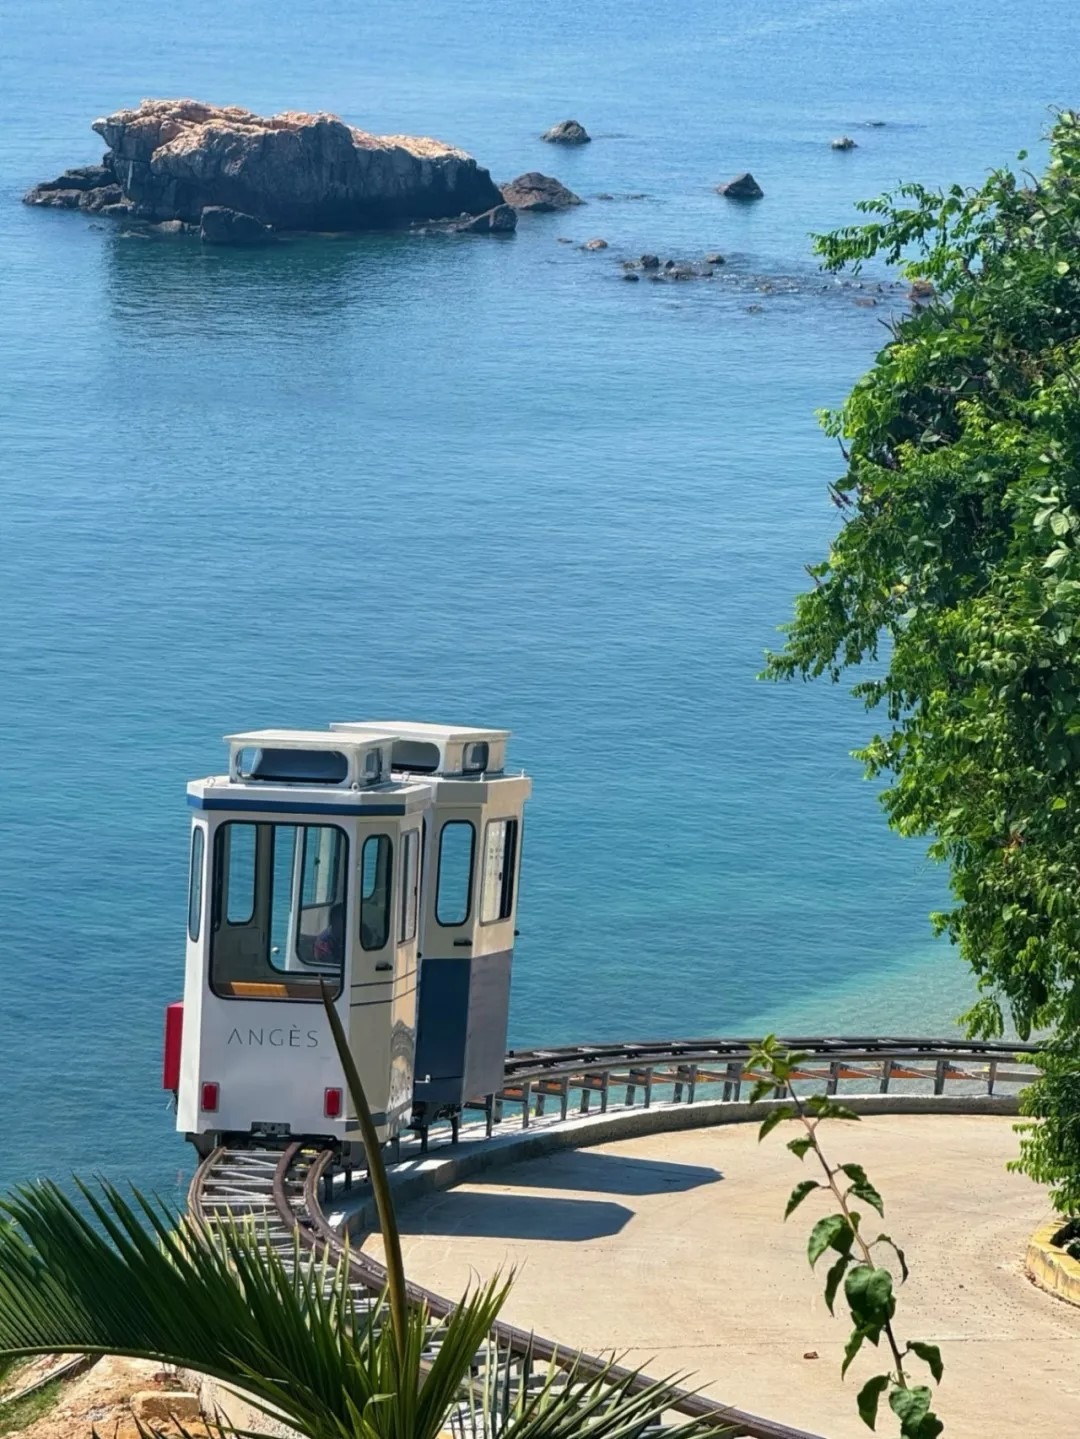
(210, 821), (348, 1000)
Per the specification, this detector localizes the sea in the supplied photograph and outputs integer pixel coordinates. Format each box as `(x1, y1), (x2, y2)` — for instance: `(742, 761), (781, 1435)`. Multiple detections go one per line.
(1, 0), (1075, 1200)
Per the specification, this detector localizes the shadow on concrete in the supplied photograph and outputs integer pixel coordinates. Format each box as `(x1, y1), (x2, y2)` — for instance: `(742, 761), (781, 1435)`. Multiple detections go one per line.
(398, 1193), (634, 1242)
(491, 1149), (724, 1197)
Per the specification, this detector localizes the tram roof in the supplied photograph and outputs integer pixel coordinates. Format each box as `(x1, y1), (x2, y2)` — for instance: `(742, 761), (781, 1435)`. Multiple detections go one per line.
(331, 721), (510, 742)
(226, 728), (399, 749)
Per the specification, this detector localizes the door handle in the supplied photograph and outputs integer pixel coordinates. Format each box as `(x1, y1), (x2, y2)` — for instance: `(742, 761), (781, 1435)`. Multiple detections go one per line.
(453, 939), (472, 948)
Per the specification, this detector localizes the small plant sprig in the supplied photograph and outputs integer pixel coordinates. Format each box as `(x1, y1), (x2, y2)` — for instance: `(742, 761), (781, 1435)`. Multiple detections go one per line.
(746, 1036), (944, 1439)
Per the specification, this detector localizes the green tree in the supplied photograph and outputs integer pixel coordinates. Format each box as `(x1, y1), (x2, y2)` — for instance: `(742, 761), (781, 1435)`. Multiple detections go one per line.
(764, 110), (1080, 1213)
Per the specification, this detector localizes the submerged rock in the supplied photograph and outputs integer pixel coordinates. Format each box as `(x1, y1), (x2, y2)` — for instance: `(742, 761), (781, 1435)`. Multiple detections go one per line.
(640, 253), (660, 269)
(909, 278), (936, 300)
(500, 172), (582, 211)
(583, 237), (608, 250)
(541, 119), (591, 145)
(704, 251), (726, 265)
(451, 203), (518, 234)
(26, 98), (504, 232)
(199, 205), (276, 245)
(717, 171), (764, 200)
(831, 136), (858, 150)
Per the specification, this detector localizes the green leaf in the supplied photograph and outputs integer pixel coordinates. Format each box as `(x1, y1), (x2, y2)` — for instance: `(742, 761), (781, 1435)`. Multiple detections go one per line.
(872, 1234), (910, 1281)
(1044, 547), (1069, 569)
(839, 1163), (885, 1216)
(758, 1104), (795, 1141)
(808, 1214), (852, 1267)
(787, 1136), (815, 1160)
(856, 1374), (890, 1430)
(889, 1386), (932, 1426)
(1051, 510), (1071, 536)
(845, 1265), (895, 1333)
(1056, 259), (1071, 275)
(842, 1326), (867, 1377)
(806, 1095), (863, 1121)
(823, 1251), (852, 1314)
(1051, 796), (1067, 811)
(906, 1340), (944, 1383)
(784, 1180), (821, 1218)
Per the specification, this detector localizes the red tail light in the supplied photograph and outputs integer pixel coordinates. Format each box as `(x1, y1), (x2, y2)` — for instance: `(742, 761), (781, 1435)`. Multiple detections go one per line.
(324, 1087), (343, 1119)
(162, 1002), (183, 1091)
(200, 1082), (219, 1113)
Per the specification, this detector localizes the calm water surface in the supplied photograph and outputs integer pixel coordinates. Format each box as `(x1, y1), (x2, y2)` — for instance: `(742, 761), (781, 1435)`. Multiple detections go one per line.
(1, 0), (1077, 1195)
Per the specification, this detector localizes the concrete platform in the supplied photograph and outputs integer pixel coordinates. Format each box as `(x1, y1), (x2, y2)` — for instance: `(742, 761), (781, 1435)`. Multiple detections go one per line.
(363, 1114), (1080, 1439)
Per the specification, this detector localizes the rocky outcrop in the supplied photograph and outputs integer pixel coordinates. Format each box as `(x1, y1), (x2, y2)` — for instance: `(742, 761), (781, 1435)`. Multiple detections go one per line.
(582, 237), (608, 250)
(541, 119), (590, 146)
(717, 172), (764, 200)
(451, 203), (517, 234)
(500, 172), (582, 211)
(25, 98), (504, 232)
(199, 205), (276, 245)
(831, 136), (857, 150)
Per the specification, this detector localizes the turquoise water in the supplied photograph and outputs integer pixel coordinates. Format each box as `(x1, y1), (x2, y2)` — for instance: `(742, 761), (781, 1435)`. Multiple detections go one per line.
(2, 0), (1075, 1197)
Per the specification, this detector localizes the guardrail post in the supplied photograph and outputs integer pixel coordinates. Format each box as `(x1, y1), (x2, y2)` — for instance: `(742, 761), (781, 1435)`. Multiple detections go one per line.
(601, 1071), (610, 1114)
(559, 1076), (570, 1122)
(988, 1060), (998, 1096)
(485, 1096), (494, 1138)
(879, 1058), (892, 1093)
(521, 1080), (532, 1129)
(934, 1059), (947, 1095)
(644, 1067), (654, 1108)
(827, 1061), (840, 1096)
(581, 1078), (591, 1115)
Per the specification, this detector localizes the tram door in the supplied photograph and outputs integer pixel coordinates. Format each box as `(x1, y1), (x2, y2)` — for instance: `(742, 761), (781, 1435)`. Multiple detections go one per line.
(413, 783), (528, 1113)
(349, 816), (423, 1133)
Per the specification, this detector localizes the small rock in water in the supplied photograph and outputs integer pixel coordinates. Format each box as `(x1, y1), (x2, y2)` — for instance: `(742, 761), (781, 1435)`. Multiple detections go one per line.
(864, 119), (887, 127)
(717, 171), (764, 200)
(854, 296), (877, 307)
(622, 272), (640, 282)
(557, 236), (574, 244)
(909, 277), (936, 300)
(583, 237), (608, 250)
(704, 251), (726, 265)
(640, 253), (660, 269)
(831, 136), (858, 150)
(541, 119), (591, 146)
(746, 302), (763, 312)
(501, 172), (582, 211)
(199, 205), (276, 246)
(595, 192), (615, 201)
(452, 203), (517, 234)
(663, 258), (676, 271)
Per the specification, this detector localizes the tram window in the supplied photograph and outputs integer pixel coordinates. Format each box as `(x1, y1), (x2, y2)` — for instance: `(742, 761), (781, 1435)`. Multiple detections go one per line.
(188, 826), (205, 942)
(360, 835), (392, 951)
(480, 818), (518, 924)
(210, 821), (347, 1000)
(399, 828), (419, 943)
(436, 821), (475, 926)
(225, 824), (256, 924)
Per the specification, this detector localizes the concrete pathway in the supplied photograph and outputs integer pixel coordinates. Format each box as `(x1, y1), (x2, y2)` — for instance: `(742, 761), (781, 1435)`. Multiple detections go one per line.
(364, 1114), (1079, 1439)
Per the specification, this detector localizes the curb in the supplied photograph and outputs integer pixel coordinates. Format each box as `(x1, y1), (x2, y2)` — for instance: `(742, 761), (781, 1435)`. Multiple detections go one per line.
(333, 1090), (1019, 1234)
(1026, 1219), (1080, 1307)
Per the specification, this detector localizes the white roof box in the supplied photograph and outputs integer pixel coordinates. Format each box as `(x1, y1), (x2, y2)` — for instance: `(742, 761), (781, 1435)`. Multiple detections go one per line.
(330, 721), (509, 777)
(226, 728), (396, 788)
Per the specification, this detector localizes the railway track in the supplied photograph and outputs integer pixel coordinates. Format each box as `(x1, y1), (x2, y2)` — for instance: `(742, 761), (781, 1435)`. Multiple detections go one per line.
(188, 1037), (1038, 1439)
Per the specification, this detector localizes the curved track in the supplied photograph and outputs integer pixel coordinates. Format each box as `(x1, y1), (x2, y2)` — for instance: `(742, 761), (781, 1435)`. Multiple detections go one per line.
(188, 1037), (1038, 1439)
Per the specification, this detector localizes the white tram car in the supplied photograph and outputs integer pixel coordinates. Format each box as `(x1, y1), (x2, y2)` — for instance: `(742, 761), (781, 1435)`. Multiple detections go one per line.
(166, 721), (530, 1156)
